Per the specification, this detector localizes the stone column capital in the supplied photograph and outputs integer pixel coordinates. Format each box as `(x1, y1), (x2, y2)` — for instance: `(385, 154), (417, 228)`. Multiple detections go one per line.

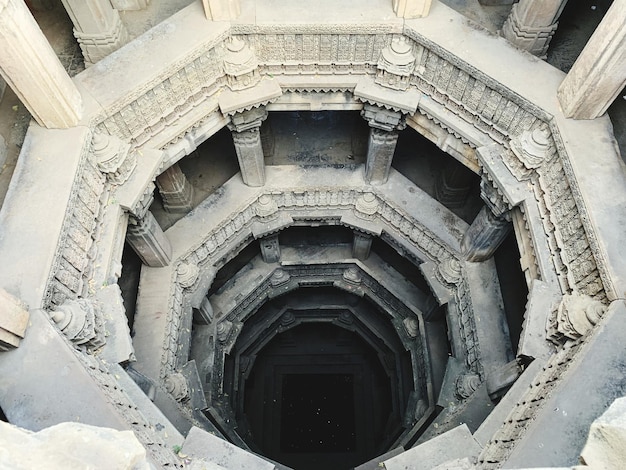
(226, 107), (269, 133)
(361, 103), (406, 132)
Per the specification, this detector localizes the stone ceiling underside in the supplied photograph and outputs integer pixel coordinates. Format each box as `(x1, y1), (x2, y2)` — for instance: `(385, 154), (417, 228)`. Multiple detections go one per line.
(1, 2), (626, 469)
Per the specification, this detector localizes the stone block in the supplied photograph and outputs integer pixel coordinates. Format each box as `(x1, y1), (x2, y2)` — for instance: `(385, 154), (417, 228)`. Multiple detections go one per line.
(182, 426), (276, 470)
(0, 421), (149, 470)
(382, 424), (481, 469)
(0, 288), (29, 350)
(580, 397), (626, 469)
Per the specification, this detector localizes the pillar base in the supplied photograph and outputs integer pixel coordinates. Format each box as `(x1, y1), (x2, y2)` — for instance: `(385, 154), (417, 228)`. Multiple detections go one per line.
(501, 4), (558, 58)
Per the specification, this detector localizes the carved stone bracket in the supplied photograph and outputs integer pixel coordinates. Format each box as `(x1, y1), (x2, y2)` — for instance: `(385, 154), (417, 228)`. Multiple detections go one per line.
(50, 298), (106, 351)
(92, 131), (137, 185)
(376, 35), (416, 92)
(510, 127), (554, 171)
(546, 292), (607, 344)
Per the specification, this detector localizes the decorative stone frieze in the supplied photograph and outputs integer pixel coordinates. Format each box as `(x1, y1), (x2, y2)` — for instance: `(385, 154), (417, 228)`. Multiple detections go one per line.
(546, 292), (607, 344)
(92, 131), (136, 185)
(50, 298), (106, 351)
(0, 289), (29, 351)
(376, 36), (416, 91)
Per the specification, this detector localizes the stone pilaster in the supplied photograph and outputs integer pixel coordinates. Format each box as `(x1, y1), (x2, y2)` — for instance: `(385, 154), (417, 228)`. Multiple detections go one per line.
(0, 0), (82, 128)
(110, 0), (150, 10)
(156, 163), (194, 213)
(501, 0), (569, 57)
(60, 0), (130, 66)
(259, 234), (281, 263)
(126, 211), (172, 267)
(352, 231), (373, 261)
(0, 289), (29, 351)
(461, 178), (512, 262)
(361, 104), (406, 185)
(557, 0), (626, 119)
(392, 0), (432, 18)
(435, 161), (475, 208)
(202, 0), (240, 20)
(227, 108), (268, 187)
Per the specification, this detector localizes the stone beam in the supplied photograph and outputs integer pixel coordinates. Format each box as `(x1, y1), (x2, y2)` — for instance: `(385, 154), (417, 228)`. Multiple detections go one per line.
(0, 0), (82, 128)
(557, 0), (626, 119)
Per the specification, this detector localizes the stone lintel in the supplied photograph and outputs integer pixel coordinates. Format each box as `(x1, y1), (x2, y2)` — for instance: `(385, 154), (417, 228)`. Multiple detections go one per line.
(218, 78), (282, 116)
(251, 212), (293, 239)
(354, 79), (420, 116)
(476, 145), (526, 207)
(340, 212), (384, 236)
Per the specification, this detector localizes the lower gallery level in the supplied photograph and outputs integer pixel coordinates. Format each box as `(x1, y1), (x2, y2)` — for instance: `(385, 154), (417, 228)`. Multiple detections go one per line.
(0, 1), (626, 469)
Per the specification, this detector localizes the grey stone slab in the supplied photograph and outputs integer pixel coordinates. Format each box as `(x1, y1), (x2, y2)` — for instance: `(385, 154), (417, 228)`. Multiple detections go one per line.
(473, 358), (545, 447)
(182, 426), (276, 470)
(355, 446), (404, 470)
(383, 424), (482, 470)
(504, 300), (626, 468)
(0, 309), (128, 431)
(111, 364), (184, 449)
(0, 125), (90, 308)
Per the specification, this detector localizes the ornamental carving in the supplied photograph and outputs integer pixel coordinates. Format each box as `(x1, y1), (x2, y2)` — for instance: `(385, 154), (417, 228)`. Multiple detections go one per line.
(546, 292), (606, 344)
(50, 298), (106, 352)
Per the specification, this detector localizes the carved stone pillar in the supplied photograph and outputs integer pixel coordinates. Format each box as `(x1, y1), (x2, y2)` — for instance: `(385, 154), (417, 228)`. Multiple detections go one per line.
(110, 0), (149, 10)
(156, 163), (194, 213)
(60, 0), (130, 66)
(361, 104), (406, 185)
(127, 211), (172, 267)
(352, 232), (373, 261)
(0, 289), (29, 351)
(218, 37), (282, 187)
(461, 178), (512, 262)
(227, 108), (268, 187)
(392, 0), (432, 18)
(501, 0), (569, 57)
(259, 234), (280, 263)
(0, 0), (82, 128)
(202, 0), (240, 20)
(557, 0), (626, 119)
(435, 161), (475, 208)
